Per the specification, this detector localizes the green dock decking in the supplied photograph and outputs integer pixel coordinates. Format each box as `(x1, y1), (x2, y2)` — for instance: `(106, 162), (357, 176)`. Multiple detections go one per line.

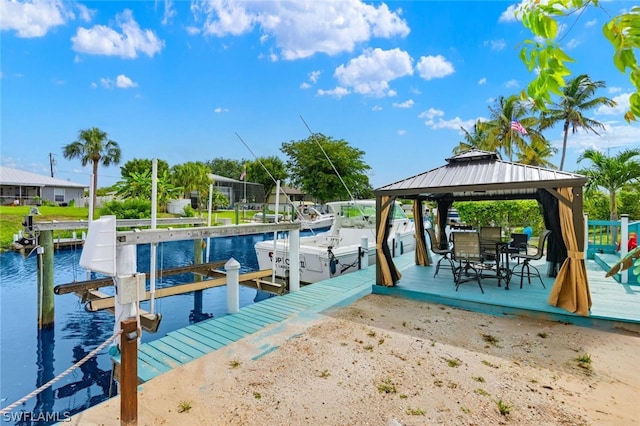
(112, 252), (640, 383)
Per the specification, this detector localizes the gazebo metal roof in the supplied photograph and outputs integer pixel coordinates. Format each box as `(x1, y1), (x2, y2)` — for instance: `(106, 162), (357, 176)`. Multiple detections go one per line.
(373, 150), (587, 201)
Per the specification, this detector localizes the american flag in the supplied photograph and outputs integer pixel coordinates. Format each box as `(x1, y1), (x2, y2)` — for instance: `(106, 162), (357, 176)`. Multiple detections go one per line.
(511, 119), (527, 135)
(240, 169), (246, 180)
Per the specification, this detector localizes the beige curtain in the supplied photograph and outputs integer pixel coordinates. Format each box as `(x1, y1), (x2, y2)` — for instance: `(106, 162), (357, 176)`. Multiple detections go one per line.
(412, 200), (430, 266)
(547, 187), (592, 316)
(377, 196), (402, 286)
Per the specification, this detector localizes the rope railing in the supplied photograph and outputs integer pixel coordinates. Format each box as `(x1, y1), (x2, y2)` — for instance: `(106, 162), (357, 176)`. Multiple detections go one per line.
(0, 330), (122, 415)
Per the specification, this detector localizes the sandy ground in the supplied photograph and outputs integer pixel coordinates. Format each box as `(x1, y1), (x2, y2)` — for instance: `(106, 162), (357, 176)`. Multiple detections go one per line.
(71, 294), (640, 426)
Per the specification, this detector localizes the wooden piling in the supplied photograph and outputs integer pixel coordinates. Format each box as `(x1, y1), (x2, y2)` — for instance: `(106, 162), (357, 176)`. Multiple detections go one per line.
(37, 230), (55, 329)
(120, 318), (138, 426)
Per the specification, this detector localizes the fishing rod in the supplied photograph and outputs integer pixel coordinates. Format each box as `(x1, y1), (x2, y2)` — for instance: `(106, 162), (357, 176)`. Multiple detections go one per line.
(234, 132), (306, 224)
(299, 115), (357, 205)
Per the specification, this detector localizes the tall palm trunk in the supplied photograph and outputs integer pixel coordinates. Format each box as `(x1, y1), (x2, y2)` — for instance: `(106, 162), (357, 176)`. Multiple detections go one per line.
(560, 120), (570, 171)
(92, 161), (99, 219)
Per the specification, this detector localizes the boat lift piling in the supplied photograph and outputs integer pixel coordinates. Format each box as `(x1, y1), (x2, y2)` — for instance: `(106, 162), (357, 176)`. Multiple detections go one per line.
(37, 230), (55, 329)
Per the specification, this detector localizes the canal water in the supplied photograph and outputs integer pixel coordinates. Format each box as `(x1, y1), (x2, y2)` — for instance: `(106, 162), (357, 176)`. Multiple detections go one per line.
(0, 231), (296, 425)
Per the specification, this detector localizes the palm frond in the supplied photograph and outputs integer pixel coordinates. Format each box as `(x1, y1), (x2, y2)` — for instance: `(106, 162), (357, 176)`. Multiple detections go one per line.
(606, 246), (640, 277)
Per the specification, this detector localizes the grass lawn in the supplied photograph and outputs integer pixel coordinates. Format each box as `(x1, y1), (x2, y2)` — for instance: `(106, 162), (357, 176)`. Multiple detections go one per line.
(0, 206), (262, 252)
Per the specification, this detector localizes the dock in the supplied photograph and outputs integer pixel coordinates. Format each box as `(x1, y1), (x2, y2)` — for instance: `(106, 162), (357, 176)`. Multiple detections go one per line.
(111, 252), (639, 383)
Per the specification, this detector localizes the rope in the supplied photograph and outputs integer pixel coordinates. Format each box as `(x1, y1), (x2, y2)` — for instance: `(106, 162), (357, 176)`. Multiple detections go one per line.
(0, 330), (123, 415)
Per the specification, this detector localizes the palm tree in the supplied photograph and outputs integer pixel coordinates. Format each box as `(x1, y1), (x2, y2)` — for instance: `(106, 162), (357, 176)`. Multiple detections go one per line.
(516, 137), (557, 168)
(484, 95), (546, 162)
(170, 162), (212, 209)
(453, 120), (491, 154)
(63, 127), (121, 216)
(577, 148), (640, 221)
(540, 74), (617, 171)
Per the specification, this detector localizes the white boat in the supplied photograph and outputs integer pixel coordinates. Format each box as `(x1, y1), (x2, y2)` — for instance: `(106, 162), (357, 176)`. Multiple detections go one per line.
(255, 199), (416, 284)
(295, 204), (334, 230)
(252, 204), (334, 230)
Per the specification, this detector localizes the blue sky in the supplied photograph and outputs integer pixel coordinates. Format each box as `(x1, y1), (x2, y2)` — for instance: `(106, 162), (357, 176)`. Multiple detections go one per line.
(2, 0), (638, 190)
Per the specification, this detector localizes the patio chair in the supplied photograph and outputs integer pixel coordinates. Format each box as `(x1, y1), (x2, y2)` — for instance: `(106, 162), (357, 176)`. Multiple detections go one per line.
(452, 231), (484, 293)
(510, 229), (551, 289)
(427, 228), (454, 277)
(479, 227), (502, 260)
(504, 233), (529, 262)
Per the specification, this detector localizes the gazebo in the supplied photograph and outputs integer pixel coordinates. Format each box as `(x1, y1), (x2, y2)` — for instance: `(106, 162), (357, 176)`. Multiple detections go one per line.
(373, 150), (592, 316)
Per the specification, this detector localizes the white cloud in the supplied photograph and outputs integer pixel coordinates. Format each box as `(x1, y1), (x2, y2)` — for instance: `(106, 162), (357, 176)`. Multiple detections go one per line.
(608, 87), (622, 94)
(97, 74), (137, 89)
(397, 129), (406, 136)
(372, 105), (382, 111)
(585, 19), (597, 28)
(72, 9), (164, 59)
(549, 121), (640, 158)
(116, 74), (137, 88)
(484, 39), (506, 51)
(596, 93), (631, 116)
(505, 79), (519, 88)
(189, 0), (409, 60)
(478, 77), (487, 85)
(161, 0), (177, 26)
(0, 0), (75, 37)
(309, 70), (321, 84)
(498, 4), (518, 23)
(214, 107), (229, 113)
(430, 116), (477, 131)
(565, 38), (580, 50)
(317, 87), (350, 98)
(300, 82), (311, 89)
(392, 99), (414, 108)
(418, 108), (445, 126)
(100, 77), (114, 89)
(334, 48), (413, 97)
(416, 55), (454, 81)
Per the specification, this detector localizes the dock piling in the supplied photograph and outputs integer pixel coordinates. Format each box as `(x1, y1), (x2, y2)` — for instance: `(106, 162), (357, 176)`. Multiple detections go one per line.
(37, 230), (55, 329)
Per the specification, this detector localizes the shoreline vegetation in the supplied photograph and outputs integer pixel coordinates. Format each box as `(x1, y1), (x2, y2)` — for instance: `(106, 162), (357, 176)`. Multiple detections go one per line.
(0, 206), (260, 252)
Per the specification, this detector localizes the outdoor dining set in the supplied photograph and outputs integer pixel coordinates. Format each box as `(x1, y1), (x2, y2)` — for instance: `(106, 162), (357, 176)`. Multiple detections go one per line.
(427, 227), (552, 293)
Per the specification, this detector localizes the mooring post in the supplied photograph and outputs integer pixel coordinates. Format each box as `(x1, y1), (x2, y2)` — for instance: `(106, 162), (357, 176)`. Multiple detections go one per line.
(120, 318), (138, 426)
(289, 229), (300, 292)
(225, 258), (240, 313)
(193, 238), (204, 313)
(37, 230), (55, 328)
(360, 236), (369, 270)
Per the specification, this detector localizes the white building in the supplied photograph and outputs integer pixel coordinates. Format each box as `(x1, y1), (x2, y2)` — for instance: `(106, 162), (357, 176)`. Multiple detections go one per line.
(0, 166), (87, 206)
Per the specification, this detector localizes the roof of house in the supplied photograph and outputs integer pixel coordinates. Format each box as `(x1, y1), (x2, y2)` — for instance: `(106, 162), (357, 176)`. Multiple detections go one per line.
(209, 173), (260, 185)
(374, 149), (587, 201)
(0, 166), (87, 188)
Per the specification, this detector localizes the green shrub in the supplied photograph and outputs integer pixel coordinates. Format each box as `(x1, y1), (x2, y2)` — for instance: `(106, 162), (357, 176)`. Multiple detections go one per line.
(183, 205), (196, 217)
(100, 199), (151, 219)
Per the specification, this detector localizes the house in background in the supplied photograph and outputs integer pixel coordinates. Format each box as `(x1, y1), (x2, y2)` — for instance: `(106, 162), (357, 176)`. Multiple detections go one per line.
(265, 186), (314, 212)
(208, 173), (265, 208)
(0, 166), (87, 206)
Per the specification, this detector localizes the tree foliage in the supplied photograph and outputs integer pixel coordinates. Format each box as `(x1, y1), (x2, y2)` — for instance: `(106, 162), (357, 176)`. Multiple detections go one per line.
(577, 148), (640, 220)
(114, 169), (182, 212)
(120, 158), (169, 179)
(170, 161), (212, 199)
(246, 156), (288, 199)
(518, 1), (640, 122)
(455, 200), (544, 235)
(206, 157), (247, 179)
(63, 127), (121, 217)
(280, 134), (372, 204)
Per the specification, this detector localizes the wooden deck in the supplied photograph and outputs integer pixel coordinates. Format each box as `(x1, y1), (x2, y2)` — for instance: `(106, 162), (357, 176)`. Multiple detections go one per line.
(113, 250), (640, 383)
